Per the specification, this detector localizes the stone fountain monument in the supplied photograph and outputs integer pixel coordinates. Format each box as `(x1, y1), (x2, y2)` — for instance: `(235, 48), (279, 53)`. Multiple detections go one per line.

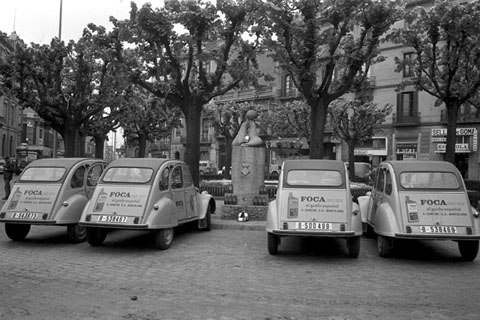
(221, 110), (269, 221)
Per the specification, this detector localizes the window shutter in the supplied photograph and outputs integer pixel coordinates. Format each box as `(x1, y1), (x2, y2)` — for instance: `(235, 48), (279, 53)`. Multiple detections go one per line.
(413, 91), (419, 114)
(396, 93), (402, 121)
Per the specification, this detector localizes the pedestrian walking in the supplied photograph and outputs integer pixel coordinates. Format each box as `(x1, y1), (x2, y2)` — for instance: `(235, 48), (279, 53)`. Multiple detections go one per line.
(3, 156), (15, 200)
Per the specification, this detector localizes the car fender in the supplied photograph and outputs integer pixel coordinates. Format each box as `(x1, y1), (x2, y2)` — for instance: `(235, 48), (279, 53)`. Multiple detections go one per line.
(374, 202), (399, 237)
(357, 195), (371, 223)
(54, 193), (88, 224)
(266, 199), (278, 232)
(351, 201), (363, 235)
(145, 196), (177, 228)
(196, 192), (216, 220)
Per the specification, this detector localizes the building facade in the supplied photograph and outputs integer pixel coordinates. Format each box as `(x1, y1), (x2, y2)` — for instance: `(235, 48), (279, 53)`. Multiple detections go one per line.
(0, 31), (22, 159)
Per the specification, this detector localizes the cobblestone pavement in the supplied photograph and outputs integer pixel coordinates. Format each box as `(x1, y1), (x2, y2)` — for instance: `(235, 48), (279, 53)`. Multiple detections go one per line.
(0, 214), (479, 320)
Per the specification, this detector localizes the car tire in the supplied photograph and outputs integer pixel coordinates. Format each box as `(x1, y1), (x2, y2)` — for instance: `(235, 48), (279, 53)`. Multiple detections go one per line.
(198, 206), (212, 231)
(154, 228), (174, 250)
(458, 240), (479, 261)
(346, 236), (361, 258)
(5, 223), (30, 241)
(67, 224), (87, 243)
(267, 232), (279, 255)
(86, 227), (107, 247)
(377, 235), (394, 258)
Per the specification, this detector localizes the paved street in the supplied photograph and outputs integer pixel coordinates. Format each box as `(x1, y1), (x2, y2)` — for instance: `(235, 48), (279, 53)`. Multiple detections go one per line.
(0, 207), (479, 320)
(0, 177), (479, 320)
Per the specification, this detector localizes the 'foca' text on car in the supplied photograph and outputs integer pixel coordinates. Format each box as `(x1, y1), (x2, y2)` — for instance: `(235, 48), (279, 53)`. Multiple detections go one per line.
(358, 160), (480, 261)
(266, 159), (363, 257)
(0, 158), (108, 243)
(79, 158), (215, 250)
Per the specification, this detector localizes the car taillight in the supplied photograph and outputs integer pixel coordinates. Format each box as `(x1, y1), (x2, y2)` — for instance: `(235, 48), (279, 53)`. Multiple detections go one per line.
(472, 208), (479, 219)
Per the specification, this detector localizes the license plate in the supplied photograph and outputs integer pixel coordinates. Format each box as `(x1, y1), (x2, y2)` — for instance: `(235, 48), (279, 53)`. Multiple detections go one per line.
(296, 222), (332, 230)
(419, 226), (457, 234)
(12, 212), (39, 219)
(97, 215), (128, 223)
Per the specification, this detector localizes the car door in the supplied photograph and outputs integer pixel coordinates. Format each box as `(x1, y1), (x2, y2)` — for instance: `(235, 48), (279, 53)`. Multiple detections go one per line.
(85, 162), (106, 199)
(170, 165), (187, 221)
(369, 167), (386, 226)
(182, 165), (198, 219)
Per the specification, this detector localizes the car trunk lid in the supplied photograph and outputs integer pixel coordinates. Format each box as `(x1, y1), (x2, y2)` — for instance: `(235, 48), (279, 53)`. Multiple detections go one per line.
(399, 191), (474, 233)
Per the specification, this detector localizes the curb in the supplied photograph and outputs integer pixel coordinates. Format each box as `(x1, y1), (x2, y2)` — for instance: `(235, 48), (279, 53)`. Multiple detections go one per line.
(211, 216), (265, 231)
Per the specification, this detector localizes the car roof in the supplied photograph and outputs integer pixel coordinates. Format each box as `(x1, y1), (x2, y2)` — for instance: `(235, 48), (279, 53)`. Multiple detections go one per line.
(25, 158), (98, 169)
(106, 158), (178, 170)
(382, 160), (458, 172)
(283, 159), (346, 173)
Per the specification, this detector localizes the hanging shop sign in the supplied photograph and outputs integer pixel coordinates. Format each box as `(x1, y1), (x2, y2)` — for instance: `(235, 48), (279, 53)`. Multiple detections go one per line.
(396, 143), (417, 154)
(435, 143), (470, 153)
(431, 128), (478, 153)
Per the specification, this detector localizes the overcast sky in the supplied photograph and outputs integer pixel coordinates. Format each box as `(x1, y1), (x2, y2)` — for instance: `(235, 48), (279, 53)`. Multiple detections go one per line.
(0, 0), (165, 45)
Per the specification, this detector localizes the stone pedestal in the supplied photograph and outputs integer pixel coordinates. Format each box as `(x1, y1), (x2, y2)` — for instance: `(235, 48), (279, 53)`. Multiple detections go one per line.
(231, 146), (265, 205)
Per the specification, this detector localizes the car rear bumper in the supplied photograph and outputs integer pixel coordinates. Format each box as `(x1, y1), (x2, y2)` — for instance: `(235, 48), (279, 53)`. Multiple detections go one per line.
(271, 230), (357, 237)
(394, 232), (480, 240)
(79, 222), (150, 229)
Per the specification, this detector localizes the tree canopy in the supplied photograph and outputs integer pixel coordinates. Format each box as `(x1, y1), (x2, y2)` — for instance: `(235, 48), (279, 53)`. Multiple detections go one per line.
(260, 0), (403, 159)
(110, 0), (266, 185)
(389, 0), (480, 163)
(119, 89), (182, 158)
(8, 24), (130, 157)
(329, 97), (391, 179)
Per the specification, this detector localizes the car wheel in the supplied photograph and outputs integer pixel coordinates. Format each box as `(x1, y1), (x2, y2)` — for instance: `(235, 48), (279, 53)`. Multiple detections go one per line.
(362, 223), (375, 238)
(270, 171), (279, 180)
(458, 240), (479, 261)
(5, 223), (31, 241)
(198, 206), (211, 231)
(377, 235), (394, 258)
(267, 232), (279, 255)
(346, 236), (361, 258)
(154, 228), (174, 250)
(67, 224), (87, 243)
(86, 227), (107, 247)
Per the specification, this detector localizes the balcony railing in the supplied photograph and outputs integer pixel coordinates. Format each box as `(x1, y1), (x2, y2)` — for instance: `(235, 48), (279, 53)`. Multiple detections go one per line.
(214, 87), (274, 103)
(440, 110), (480, 123)
(393, 112), (421, 126)
(179, 135), (213, 144)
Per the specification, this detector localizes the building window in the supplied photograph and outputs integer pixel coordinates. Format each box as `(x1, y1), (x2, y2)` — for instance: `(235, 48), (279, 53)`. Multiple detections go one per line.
(284, 74), (297, 96)
(403, 52), (415, 78)
(397, 91), (418, 122)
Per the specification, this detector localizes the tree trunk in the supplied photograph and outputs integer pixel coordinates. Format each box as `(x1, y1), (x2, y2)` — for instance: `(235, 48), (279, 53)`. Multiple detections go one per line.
(309, 98), (328, 159)
(63, 120), (85, 157)
(184, 104), (202, 187)
(445, 101), (459, 164)
(94, 135), (105, 159)
(137, 133), (148, 158)
(347, 139), (356, 181)
(224, 135), (234, 180)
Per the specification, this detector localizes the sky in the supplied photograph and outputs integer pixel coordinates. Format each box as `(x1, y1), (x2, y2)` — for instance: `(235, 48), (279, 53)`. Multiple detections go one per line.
(0, 0), (165, 45)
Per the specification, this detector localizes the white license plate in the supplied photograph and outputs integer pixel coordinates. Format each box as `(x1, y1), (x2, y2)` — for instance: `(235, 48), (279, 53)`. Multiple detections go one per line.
(12, 212), (39, 219)
(98, 215), (128, 223)
(419, 226), (457, 234)
(296, 222), (332, 230)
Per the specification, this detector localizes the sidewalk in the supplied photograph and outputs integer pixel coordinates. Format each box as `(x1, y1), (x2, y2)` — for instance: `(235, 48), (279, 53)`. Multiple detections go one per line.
(211, 198), (266, 231)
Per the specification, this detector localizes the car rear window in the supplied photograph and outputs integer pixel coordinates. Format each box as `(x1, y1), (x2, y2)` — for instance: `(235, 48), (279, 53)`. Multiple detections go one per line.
(286, 169), (343, 187)
(399, 172), (460, 189)
(102, 167), (153, 183)
(20, 167), (66, 182)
